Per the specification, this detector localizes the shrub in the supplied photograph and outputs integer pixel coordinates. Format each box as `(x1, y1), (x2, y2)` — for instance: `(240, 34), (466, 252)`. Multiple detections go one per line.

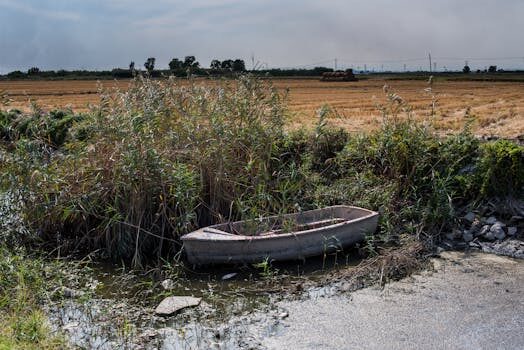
(0, 108), (82, 148)
(477, 140), (524, 197)
(3, 75), (311, 265)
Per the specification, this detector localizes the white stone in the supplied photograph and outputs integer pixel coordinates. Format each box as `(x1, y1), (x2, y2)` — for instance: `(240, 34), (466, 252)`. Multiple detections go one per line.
(160, 279), (175, 290)
(155, 296), (201, 316)
(507, 227), (518, 236)
(221, 273), (238, 280)
(62, 322), (80, 331)
(278, 312), (289, 319)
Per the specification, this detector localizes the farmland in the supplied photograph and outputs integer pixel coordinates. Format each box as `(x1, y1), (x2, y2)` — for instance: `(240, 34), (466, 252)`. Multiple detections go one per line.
(1, 77), (523, 138)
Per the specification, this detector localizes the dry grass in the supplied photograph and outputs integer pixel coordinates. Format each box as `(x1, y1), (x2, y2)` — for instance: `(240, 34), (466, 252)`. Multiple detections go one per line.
(1, 78), (524, 138)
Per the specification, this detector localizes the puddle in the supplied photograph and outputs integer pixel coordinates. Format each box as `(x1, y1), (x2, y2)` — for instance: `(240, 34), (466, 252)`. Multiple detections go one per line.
(47, 250), (363, 349)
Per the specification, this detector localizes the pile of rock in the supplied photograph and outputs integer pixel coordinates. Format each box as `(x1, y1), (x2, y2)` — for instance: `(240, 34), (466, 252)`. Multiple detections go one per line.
(443, 211), (523, 258)
(474, 239), (524, 259)
(459, 213), (519, 242)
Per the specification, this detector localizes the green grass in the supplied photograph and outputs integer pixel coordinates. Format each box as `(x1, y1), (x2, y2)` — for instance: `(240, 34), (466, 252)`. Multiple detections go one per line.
(0, 246), (67, 349)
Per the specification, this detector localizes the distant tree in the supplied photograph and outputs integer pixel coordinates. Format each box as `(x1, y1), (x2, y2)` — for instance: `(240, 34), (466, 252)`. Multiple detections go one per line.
(221, 59), (234, 71)
(144, 57), (155, 74)
(183, 56), (199, 68)
(169, 58), (183, 71)
(7, 70), (25, 79)
(112, 68), (133, 78)
(462, 65), (471, 74)
(129, 61), (135, 72)
(210, 59), (221, 70)
(488, 65), (497, 73)
(232, 59), (246, 72)
(27, 67), (40, 75)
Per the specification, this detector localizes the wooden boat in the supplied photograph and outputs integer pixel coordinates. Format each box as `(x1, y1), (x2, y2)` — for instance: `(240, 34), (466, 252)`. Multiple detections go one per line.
(181, 205), (379, 265)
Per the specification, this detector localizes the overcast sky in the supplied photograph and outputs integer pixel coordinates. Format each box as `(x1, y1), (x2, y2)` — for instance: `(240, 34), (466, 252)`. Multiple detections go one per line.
(1, 0), (523, 73)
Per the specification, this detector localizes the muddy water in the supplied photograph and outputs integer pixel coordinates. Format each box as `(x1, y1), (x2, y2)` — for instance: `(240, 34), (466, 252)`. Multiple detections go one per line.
(48, 250), (363, 349)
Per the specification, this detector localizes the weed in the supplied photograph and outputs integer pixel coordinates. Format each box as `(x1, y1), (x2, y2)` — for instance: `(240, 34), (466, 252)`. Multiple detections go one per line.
(0, 246), (67, 348)
(253, 257), (278, 279)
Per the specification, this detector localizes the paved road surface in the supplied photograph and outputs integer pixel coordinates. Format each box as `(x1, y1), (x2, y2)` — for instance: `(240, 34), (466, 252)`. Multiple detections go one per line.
(263, 252), (524, 350)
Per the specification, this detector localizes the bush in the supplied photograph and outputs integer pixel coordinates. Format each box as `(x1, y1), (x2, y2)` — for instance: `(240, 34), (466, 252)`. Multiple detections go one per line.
(0, 108), (82, 148)
(2, 75), (312, 265)
(477, 140), (524, 197)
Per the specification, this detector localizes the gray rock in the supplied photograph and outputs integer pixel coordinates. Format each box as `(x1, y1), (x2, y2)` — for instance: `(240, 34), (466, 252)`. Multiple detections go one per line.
(494, 221), (506, 228)
(160, 279), (175, 290)
(478, 239), (524, 259)
(463, 212), (476, 223)
(485, 216), (498, 225)
(483, 231), (496, 241)
(138, 328), (158, 339)
(155, 296), (201, 316)
(507, 227), (518, 236)
(480, 225), (492, 239)
(63, 287), (85, 298)
(445, 232), (456, 241)
(468, 241), (481, 249)
(462, 231), (474, 242)
(446, 229), (462, 241)
(490, 223), (506, 241)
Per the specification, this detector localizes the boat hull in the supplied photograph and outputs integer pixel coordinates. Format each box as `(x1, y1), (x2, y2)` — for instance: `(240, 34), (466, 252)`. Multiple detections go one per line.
(181, 205), (379, 265)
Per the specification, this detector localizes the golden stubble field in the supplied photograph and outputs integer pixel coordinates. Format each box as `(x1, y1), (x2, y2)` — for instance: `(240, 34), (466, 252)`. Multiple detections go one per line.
(1, 78), (523, 138)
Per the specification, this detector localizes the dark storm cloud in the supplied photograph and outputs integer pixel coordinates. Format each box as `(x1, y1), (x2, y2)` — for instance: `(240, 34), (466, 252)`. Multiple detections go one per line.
(1, 0), (523, 73)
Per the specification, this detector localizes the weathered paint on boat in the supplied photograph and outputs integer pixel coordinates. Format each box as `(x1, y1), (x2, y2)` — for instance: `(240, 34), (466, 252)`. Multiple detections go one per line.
(181, 205), (379, 265)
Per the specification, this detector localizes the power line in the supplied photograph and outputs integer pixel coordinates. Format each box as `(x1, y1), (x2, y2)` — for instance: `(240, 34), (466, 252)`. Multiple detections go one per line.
(273, 55), (524, 70)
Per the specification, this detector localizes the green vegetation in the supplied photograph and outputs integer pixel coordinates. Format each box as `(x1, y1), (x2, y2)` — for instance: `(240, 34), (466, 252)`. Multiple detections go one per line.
(0, 247), (67, 349)
(477, 140), (524, 197)
(1, 75), (523, 267)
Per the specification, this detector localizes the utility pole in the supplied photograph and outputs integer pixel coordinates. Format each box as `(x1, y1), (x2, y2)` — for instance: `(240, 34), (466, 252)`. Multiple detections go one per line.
(428, 53), (432, 72)
(433, 62), (437, 72)
(334, 58), (337, 71)
(403, 64), (407, 72)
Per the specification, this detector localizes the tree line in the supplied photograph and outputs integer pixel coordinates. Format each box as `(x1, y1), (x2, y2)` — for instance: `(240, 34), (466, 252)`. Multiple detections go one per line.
(2, 55), (340, 80)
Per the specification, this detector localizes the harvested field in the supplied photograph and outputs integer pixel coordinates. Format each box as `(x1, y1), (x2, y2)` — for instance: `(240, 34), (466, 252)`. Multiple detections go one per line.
(1, 78), (523, 138)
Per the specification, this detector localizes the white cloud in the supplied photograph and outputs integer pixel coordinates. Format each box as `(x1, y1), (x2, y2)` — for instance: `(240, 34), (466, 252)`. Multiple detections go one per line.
(1, 0), (524, 71)
(0, 0), (81, 21)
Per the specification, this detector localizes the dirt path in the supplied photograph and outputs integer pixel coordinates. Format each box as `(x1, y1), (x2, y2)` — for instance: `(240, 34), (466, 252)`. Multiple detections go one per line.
(262, 251), (524, 350)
